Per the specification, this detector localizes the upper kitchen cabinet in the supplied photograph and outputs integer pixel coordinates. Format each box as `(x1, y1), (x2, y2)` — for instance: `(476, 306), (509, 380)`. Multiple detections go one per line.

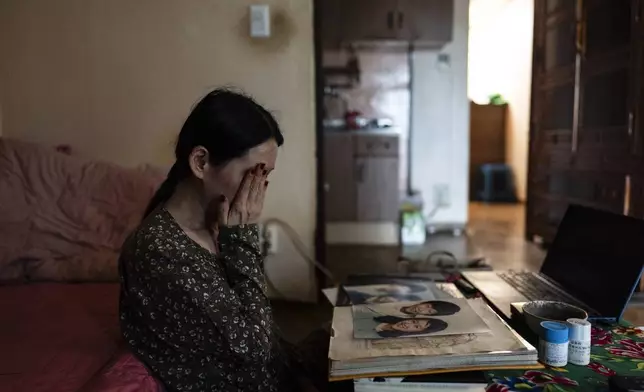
(320, 0), (346, 47)
(396, 0), (453, 44)
(320, 0), (454, 48)
(321, 0), (398, 47)
(339, 0), (400, 42)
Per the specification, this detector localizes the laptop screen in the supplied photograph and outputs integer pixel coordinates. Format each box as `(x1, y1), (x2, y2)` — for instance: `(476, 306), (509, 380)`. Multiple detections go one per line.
(540, 205), (644, 318)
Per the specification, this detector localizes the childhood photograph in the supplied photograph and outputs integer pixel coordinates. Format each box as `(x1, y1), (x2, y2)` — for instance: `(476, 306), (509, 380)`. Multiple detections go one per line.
(343, 279), (451, 305)
(351, 298), (490, 339)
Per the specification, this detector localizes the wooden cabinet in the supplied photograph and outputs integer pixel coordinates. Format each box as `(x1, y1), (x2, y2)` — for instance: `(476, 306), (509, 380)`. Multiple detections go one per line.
(324, 133), (357, 221)
(336, 0), (399, 42)
(396, 0), (453, 43)
(526, 0), (641, 244)
(320, 0), (453, 47)
(324, 132), (400, 222)
(320, 0), (345, 47)
(356, 157), (400, 221)
(469, 103), (507, 199)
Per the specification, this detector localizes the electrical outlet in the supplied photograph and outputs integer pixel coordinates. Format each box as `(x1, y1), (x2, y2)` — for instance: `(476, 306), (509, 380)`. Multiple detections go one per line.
(260, 223), (279, 255)
(434, 184), (451, 207)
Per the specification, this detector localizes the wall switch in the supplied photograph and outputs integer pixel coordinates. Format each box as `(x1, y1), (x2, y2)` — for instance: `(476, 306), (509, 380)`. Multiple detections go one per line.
(434, 184), (451, 207)
(250, 5), (271, 38)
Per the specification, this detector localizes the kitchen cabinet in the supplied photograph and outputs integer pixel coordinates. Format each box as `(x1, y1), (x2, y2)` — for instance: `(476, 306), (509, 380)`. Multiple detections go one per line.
(324, 131), (400, 222)
(396, 0), (453, 43)
(337, 0), (399, 42)
(356, 156), (400, 221)
(320, 0), (345, 47)
(320, 0), (453, 48)
(324, 133), (357, 221)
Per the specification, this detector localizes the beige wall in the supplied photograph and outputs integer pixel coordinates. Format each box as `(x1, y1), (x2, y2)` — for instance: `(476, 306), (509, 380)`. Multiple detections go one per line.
(0, 0), (317, 301)
(468, 0), (534, 201)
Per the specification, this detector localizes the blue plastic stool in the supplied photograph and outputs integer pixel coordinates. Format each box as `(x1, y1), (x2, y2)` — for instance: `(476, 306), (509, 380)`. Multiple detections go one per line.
(475, 163), (518, 202)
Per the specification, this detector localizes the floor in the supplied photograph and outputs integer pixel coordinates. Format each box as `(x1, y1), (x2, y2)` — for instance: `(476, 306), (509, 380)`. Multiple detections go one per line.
(274, 202), (644, 343)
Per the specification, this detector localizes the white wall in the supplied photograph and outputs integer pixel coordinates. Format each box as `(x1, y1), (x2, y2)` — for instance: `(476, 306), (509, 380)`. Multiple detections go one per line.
(410, 0), (470, 226)
(468, 0), (534, 201)
(0, 0), (317, 301)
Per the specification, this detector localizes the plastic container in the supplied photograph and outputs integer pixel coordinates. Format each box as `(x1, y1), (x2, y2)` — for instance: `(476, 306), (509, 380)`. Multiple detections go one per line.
(400, 191), (426, 246)
(567, 318), (591, 366)
(539, 321), (569, 367)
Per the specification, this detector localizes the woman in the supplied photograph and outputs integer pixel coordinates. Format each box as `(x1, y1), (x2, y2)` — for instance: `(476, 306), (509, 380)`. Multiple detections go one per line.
(399, 300), (461, 316)
(119, 89), (312, 392)
(374, 316), (448, 338)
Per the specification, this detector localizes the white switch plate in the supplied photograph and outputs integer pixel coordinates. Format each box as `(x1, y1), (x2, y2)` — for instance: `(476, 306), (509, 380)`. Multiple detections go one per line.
(250, 5), (271, 38)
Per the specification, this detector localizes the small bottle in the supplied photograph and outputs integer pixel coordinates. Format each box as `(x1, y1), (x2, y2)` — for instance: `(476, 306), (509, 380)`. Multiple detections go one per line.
(539, 321), (569, 367)
(567, 318), (591, 366)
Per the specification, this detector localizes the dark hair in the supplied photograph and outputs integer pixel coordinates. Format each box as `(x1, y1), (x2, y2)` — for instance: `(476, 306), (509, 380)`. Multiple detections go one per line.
(400, 300), (462, 316)
(143, 89), (284, 218)
(373, 316), (448, 338)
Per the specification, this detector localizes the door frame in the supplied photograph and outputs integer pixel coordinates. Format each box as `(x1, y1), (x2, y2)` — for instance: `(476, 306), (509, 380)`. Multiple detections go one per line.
(313, 0), (327, 300)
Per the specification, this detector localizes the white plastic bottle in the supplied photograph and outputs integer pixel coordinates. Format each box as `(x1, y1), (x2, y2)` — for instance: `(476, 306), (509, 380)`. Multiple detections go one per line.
(567, 318), (591, 366)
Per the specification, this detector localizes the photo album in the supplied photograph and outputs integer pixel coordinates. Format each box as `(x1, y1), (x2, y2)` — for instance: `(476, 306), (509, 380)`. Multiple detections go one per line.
(325, 277), (540, 381)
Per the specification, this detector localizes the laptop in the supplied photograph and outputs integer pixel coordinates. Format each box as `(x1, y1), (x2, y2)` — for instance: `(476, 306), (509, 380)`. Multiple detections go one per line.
(462, 205), (644, 321)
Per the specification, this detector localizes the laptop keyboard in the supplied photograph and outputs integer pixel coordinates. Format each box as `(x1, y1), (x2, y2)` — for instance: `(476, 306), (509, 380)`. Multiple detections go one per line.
(497, 271), (571, 302)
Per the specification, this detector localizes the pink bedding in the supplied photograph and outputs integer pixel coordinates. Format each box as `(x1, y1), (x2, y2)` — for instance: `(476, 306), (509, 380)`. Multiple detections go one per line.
(0, 283), (158, 392)
(0, 138), (164, 282)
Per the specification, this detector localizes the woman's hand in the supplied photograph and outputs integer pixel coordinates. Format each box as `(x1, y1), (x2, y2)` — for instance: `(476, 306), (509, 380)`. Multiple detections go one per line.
(217, 164), (269, 226)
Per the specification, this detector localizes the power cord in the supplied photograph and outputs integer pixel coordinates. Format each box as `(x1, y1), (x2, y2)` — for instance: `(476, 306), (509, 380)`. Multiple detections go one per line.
(259, 218), (339, 299)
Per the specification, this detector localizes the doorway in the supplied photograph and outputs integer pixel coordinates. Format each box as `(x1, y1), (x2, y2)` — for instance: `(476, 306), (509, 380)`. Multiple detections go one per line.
(467, 0), (534, 205)
(312, 0), (459, 284)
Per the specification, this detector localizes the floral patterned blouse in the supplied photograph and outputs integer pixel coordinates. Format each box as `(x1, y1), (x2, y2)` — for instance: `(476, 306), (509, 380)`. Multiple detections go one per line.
(118, 208), (297, 392)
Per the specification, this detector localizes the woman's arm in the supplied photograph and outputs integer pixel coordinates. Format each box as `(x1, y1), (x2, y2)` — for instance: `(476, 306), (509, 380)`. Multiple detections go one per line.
(218, 224), (266, 290)
(121, 243), (274, 365)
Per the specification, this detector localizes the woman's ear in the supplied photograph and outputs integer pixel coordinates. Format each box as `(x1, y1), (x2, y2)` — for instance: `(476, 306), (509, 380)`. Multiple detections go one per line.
(188, 146), (210, 180)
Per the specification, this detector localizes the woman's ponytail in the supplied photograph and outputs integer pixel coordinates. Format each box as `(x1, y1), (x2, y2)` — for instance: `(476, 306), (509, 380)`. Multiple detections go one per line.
(142, 162), (185, 219)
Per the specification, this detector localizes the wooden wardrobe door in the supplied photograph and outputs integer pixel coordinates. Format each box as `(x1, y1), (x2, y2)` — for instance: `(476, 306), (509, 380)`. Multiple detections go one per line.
(526, 0), (578, 243)
(577, 0), (634, 159)
(634, 0), (644, 221)
(574, 0), (636, 215)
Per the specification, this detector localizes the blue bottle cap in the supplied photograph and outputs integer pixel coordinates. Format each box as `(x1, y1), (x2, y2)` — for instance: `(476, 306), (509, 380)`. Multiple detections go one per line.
(540, 321), (569, 344)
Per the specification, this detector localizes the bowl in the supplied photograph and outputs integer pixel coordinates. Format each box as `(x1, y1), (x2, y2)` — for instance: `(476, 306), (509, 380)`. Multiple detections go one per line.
(522, 300), (588, 335)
